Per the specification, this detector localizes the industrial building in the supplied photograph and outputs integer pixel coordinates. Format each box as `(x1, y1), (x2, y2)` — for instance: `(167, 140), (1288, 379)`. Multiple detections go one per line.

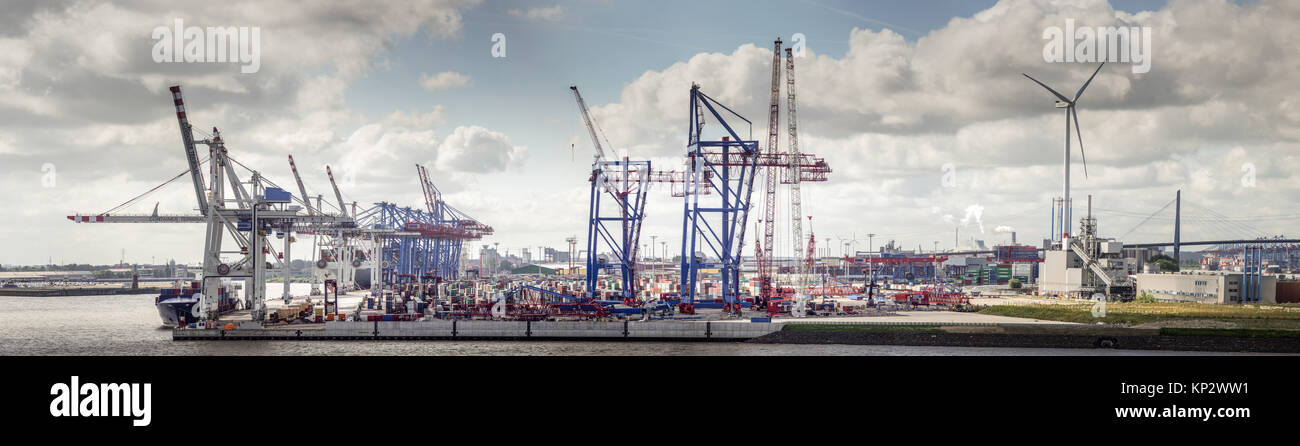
(1038, 245), (1134, 299)
(1037, 197), (1135, 299)
(1134, 271), (1300, 304)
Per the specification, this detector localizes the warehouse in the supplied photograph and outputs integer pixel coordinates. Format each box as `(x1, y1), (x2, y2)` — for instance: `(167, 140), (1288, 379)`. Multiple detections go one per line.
(1136, 271), (1280, 304)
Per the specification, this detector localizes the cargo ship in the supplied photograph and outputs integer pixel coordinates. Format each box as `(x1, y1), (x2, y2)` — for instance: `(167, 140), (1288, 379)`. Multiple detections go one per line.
(155, 280), (241, 326)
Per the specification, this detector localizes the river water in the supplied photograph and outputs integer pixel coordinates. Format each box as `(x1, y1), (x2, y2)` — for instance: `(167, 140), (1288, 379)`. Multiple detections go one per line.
(0, 285), (1264, 356)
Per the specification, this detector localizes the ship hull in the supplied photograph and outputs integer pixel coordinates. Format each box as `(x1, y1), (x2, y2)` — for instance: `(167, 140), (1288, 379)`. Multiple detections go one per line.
(156, 297), (200, 327)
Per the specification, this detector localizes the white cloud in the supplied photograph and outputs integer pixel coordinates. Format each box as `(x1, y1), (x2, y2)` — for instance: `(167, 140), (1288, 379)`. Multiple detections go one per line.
(582, 0), (1300, 252)
(507, 5), (564, 22)
(0, 0), (481, 264)
(435, 125), (527, 173)
(3, 0), (1300, 265)
(418, 71), (471, 92)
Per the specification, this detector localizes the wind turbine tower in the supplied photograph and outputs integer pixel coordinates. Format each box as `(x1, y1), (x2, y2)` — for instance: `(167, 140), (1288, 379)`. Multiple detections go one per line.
(1023, 63), (1134, 300)
(1023, 62), (1104, 241)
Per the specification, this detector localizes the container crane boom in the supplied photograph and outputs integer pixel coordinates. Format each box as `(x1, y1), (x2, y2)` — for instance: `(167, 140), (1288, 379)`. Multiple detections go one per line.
(168, 85), (208, 214)
(570, 86), (610, 163)
(416, 164), (441, 215)
(287, 155), (315, 215)
(325, 165), (348, 218)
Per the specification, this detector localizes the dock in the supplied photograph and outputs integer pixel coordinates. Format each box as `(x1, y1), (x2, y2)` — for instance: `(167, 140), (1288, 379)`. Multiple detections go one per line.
(173, 319), (783, 341)
(170, 308), (1077, 342)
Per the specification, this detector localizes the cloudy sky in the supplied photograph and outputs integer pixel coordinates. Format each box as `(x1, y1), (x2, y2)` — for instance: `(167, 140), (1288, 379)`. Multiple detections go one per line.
(1, 0), (1296, 266)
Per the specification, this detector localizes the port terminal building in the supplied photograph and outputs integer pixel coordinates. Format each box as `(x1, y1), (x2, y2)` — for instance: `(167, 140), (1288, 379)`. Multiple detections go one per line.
(1135, 271), (1300, 304)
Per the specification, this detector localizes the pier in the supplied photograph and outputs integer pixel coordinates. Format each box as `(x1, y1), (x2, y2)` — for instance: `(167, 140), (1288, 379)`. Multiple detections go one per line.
(173, 319), (783, 341)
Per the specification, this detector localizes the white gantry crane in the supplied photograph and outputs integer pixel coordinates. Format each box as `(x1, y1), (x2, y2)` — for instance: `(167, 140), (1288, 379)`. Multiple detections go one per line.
(69, 85), (358, 322)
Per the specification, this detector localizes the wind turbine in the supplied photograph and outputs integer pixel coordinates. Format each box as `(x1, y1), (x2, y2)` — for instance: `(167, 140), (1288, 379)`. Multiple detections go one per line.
(1023, 62), (1104, 239)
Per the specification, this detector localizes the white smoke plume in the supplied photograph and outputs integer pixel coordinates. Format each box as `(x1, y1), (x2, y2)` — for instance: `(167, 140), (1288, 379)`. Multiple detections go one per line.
(960, 204), (985, 234)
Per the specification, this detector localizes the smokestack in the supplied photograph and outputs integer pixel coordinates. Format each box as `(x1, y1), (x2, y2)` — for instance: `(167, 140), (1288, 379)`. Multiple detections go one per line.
(1067, 197), (1072, 237)
(1012, 231), (1017, 245)
(1050, 198), (1056, 242)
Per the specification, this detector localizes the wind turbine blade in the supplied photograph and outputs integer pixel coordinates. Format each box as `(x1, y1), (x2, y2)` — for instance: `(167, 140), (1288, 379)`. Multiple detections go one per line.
(1073, 62), (1106, 101)
(1023, 73), (1070, 103)
(1072, 107), (1088, 178)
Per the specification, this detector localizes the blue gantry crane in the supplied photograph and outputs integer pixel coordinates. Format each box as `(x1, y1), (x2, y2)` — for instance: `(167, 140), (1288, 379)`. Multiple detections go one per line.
(354, 165), (492, 288)
(679, 84), (761, 313)
(572, 86), (650, 302)
(585, 158), (651, 302)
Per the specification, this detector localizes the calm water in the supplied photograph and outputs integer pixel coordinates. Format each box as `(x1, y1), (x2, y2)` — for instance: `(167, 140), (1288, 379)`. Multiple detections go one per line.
(0, 286), (1270, 356)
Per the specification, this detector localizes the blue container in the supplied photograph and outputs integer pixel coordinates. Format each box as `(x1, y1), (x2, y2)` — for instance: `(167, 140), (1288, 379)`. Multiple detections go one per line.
(750, 317), (771, 323)
(263, 187), (292, 203)
(382, 314), (393, 321)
